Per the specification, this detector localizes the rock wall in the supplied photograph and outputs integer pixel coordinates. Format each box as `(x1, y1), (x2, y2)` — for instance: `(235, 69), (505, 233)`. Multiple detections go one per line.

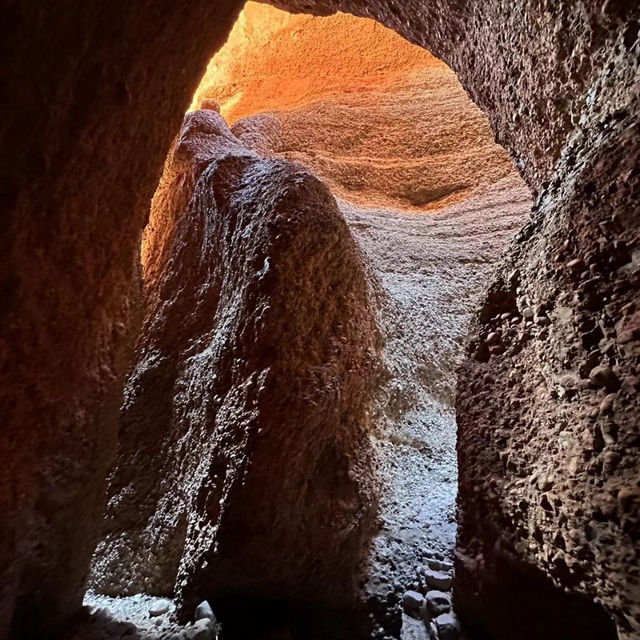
(455, 87), (640, 639)
(196, 2), (517, 212)
(91, 109), (380, 636)
(1, 1), (639, 639)
(0, 2), (241, 638)
(220, 6), (640, 634)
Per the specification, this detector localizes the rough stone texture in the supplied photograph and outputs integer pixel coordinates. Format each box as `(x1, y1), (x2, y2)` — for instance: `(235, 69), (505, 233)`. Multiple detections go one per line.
(203, 2), (518, 212)
(2, 1), (639, 639)
(452, 10), (640, 640)
(92, 110), (380, 636)
(0, 2), (242, 638)
(456, 116), (640, 639)
(267, 0), (636, 193)
(340, 180), (529, 638)
(206, 13), (531, 637)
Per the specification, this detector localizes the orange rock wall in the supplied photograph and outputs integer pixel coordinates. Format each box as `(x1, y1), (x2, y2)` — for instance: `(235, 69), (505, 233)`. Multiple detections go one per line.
(191, 2), (442, 121)
(193, 2), (518, 211)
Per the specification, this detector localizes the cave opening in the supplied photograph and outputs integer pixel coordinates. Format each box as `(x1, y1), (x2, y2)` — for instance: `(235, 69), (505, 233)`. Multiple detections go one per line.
(83, 3), (535, 639)
(62, 4), (625, 640)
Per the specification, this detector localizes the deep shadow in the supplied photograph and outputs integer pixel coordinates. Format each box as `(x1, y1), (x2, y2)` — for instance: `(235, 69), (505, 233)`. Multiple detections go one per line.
(454, 549), (618, 640)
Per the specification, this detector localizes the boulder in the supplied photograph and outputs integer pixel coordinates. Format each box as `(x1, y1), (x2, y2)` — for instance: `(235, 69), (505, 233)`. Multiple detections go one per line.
(435, 612), (460, 640)
(424, 570), (451, 592)
(402, 591), (426, 619)
(91, 111), (380, 631)
(426, 591), (451, 617)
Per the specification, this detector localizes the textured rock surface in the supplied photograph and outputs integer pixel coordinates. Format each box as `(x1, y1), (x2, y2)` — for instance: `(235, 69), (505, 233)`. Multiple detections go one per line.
(266, 0), (637, 193)
(2, 0), (639, 639)
(0, 2), (241, 638)
(456, 116), (640, 639)
(202, 2), (517, 212)
(204, 12), (531, 637)
(453, 10), (640, 640)
(92, 110), (379, 636)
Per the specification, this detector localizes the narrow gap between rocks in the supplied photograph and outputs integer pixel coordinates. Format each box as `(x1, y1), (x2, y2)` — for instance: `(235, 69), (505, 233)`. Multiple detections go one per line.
(82, 4), (532, 640)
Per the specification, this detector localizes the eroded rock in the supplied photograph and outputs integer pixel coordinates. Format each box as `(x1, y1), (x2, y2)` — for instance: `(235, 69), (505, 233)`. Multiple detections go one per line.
(456, 55), (640, 640)
(91, 110), (380, 634)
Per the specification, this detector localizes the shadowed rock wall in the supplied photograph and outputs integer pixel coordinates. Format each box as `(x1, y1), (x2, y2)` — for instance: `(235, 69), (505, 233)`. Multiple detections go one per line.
(91, 110), (380, 636)
(1, 1), (638, 639)
(456, 94), (640, 640)
(0, 3), (242, 638)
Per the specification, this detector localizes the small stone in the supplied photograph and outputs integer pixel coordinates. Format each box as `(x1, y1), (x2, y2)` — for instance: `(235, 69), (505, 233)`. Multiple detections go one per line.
(485, 332), (500, 346)
(435, 612), (461, 640)
(522, 306), (534, 319)
(187, 618), (215, 640)
(149, 601), (171, 617)
(599, 393), (617, 415)
(201, 98), (221, 113)
(601, 421), (618, 445)
(195, 600), (215, 622)
(437, 559), (453, 572)
(424, 569), (452, 591)
(402, 590), (426, 618)
(589, 364), (620, 391)
(426, 590), (452, 616)
(622, 376), (640, 393)
(567, 258), (586, 273)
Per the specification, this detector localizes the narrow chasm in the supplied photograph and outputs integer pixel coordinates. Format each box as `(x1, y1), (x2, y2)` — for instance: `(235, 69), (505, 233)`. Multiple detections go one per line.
(82, 5), (531, 640)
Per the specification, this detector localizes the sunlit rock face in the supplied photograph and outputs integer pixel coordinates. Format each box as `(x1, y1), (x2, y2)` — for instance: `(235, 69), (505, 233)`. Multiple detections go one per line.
(91, 109), (380, 636)
(193, 2), (518, 211)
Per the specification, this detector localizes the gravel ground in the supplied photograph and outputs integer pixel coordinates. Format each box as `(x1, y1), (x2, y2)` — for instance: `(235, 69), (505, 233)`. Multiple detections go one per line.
(68, 591), (182, 640)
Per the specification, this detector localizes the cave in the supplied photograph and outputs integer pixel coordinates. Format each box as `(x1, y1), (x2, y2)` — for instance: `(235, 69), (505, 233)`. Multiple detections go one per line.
(1, 2), (638, 640)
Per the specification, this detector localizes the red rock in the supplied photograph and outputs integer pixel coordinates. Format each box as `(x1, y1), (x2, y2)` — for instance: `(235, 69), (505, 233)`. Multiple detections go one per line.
(1, 1), (638, 639)
(92, 111), (380, 631)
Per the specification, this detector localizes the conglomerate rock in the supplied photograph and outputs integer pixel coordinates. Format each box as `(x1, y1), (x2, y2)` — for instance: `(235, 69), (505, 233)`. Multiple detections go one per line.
(91, 109), (380, 636)
(1, 1), (639, 639)
(456, 107), (640, 640)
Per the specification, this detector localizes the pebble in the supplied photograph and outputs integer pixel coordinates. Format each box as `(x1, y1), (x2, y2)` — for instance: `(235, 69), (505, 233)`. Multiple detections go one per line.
(187, 618), (215, 640)
(427, 559), (452, 572)
(589, 364), (620, 391)
(435, 612), (461, 640)
(402, 590), (426, 618)
(486, 332), (500, 346)
(195, 600), (215, 622)
(426, 590), (452, 617)
(149, 601), (171, 617)
(424, 569), (452, 591)
(599, 393), (617, 415)
(567, 258), (586, 273)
